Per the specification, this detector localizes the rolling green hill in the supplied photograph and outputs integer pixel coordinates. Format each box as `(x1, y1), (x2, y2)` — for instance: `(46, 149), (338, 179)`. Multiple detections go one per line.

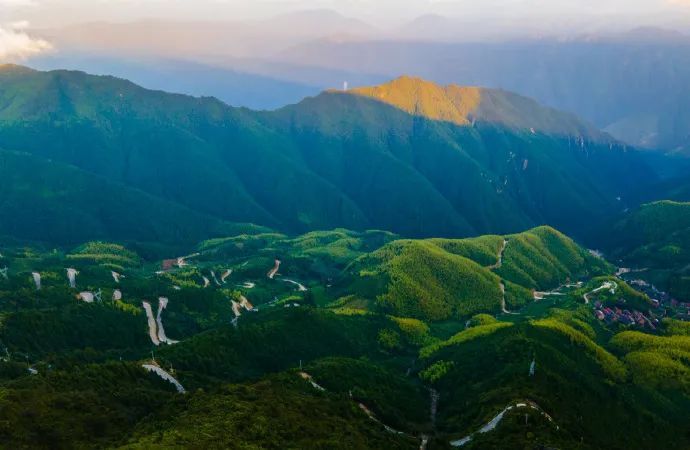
(341, 226), (611, 321)
(0, 65), (656, 243)
(0, 226), (688, 449)
(422, 310), (690, 450)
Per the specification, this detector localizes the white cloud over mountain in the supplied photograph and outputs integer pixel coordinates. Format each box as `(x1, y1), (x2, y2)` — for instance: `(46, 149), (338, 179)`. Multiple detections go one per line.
(0, 21), (52, 61)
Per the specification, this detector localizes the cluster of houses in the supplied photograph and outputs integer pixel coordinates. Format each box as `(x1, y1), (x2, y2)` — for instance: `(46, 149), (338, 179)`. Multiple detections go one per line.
(593, 277), (690, 329)
(628, 278), (690, 319)
(593, 301), (658, 330)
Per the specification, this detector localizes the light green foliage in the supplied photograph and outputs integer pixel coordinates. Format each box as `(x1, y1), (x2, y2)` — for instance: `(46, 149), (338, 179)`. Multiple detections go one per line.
(68, 241), (141, 269)
(391, 317), (432, 346)
(287, 229), (396, 265)
(532, 318), (626, 381)
(610, 331), (690, 354)
(548, 308), (597, 340)
(197, 232), (286, 259)
(378, 328), (403, 351)
(623, 351), (690, 394)
(611, 331), (690, 394)
(664, 318), (690, 336)
(420, 360), (455, 383)
(420, 322), (514, 358)
(0, 226), (689, 449)
(468, 314), (498, 326)
(428, 235), (504, 267)
(372, 240), (502, 321)
(503, 280), (533, 309)
(497, 226), (611, 289)
(348, 226), (605, 321)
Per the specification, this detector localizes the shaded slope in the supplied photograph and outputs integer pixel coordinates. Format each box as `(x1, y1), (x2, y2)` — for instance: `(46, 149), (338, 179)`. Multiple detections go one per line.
(0, 150), (230, 245)
(608, 201), (690, 299)
(0, 66), (656, 241)
(0, 65), (369, 235)
(271, 87), (651, 237)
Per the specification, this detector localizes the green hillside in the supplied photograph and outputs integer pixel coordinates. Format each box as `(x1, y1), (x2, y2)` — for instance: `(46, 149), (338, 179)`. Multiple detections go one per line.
(608, 201), (690, 300)
(1, 64), (688, 450)
(0, 226), (688, 449)
(422, 309), (690, 450)
(0, 149), (231, 247)
(342, 226), (611, 321)
(0, 65), (656, 243)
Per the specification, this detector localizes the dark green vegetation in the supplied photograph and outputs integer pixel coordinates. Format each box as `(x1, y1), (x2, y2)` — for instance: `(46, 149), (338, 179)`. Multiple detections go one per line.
(608, 200), (690, 300)
(0, 65), (656, 245)
(423, 308), (690, 450)
(2, 65), (689, 449)
(1, 224), (688, 449)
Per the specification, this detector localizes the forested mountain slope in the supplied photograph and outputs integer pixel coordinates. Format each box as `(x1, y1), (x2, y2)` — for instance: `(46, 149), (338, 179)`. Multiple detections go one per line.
(0, 149), (232, 245)
(0, 65), (655, 243)
(340, 226), (610, 321)
(608, 201), (690, 300)
(0, 225), (687, 449)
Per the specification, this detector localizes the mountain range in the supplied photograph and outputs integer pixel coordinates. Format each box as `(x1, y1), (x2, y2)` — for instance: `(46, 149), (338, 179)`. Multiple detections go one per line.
(31, 19), (690, 153)
(4, 4), (690, 448)
(0, 65), (656, 246)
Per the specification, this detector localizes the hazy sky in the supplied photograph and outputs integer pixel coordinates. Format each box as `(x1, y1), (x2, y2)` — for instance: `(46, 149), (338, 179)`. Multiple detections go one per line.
(1, 0), (690, 60)
(2, 0), (690, 27)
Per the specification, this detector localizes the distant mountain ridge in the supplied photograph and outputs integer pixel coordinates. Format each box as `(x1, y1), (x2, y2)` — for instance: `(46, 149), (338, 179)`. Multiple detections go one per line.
(346, 76), (608, 139)
(0, 65), (655, 244)
(277, 37), (690, 154)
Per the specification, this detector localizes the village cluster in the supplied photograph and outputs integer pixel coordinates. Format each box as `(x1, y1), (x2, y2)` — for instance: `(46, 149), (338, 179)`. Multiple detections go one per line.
(592, 277), (690, 330)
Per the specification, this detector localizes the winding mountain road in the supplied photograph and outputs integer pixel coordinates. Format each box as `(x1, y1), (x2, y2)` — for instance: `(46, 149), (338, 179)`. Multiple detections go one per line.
(488, 240), (517, 314)
(583, 281), (616, 304)
(499, 282), (518, 315)
(489, 239), (508, 270)
(142, 364), (185, 393)
(450, 400), (557, 447)
(142, 301), (160, 346)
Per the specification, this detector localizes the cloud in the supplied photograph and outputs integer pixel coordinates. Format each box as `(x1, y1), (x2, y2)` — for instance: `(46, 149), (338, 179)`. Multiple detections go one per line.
(0, 0), (39, 6)
(0, 22), (52, 61)
(10, 20), (31, 30)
